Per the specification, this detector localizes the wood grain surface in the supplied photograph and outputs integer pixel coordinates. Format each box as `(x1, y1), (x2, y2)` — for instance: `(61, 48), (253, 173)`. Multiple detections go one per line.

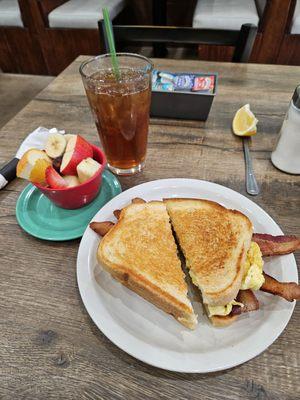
(0, 57), (299, 400)
(0, 73), (53, 129)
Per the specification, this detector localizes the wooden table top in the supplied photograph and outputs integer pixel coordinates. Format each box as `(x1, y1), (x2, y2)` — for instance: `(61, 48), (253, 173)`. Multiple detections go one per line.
(0, 56), (299, 400)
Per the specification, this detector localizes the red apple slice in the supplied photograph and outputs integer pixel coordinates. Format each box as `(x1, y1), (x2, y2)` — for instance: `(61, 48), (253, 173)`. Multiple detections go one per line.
(46, 166), (68, 189)
(64, 134), (76, 143)
(60, 135), (93, 175)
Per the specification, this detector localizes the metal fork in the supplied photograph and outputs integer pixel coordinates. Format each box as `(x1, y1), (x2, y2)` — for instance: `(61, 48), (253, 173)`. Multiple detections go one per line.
(243, 137), (260, 195)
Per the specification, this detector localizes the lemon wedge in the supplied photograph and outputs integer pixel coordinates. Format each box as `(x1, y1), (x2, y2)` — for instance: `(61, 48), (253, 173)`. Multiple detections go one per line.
(232, 104), (258, 136)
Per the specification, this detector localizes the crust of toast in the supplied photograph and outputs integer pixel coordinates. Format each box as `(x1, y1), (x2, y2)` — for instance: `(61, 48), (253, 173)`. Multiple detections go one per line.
(165, 198), (253, 307)
(98, 201), (197, 329)
(100, 261), (197, 329)
(210, 314), (238, 327)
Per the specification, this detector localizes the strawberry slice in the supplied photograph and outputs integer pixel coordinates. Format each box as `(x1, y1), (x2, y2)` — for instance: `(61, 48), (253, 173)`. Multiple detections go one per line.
(45, 166), (68, 189)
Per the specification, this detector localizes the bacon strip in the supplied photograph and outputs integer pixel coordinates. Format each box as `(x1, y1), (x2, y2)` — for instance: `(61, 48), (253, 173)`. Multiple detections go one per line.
(230, 305), (243, 316)
(261, 273), (300, 301)
(231, 289), (259, 316)
(90, 199), (145, 236)
(114, 198), (146, 219)
(89, 221), (114, 236)
(113, 209), (121, 219)
(253, 233), (300, 257)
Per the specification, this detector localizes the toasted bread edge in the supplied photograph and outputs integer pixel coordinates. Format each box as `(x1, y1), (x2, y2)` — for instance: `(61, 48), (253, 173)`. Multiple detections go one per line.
(210, 314), (238, 327)
(98, 248), (197, 329)
(164, 198), (253, 306)
(97, 202), (197, 330)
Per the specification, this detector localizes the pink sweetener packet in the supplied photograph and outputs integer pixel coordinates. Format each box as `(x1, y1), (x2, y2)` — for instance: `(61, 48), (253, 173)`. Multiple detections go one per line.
(192, 75), (215, 93)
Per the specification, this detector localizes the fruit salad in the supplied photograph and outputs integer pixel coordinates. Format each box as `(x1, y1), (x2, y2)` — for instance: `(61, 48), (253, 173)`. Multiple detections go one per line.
(16, 134), (102, 189)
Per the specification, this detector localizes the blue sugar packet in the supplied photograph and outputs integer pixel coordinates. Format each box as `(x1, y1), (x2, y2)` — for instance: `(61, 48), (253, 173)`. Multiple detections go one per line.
(152, 70), (174, 91)
(152, 70), (196, 91)
(152, 69), (159, 85)
(152, 70), (215, 92)
(159, 72), (175, 83)
(173, 74), (195, 90)
(153, 81), (174, 91)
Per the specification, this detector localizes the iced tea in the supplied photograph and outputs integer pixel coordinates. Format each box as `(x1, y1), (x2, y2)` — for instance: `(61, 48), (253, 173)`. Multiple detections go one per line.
(80, 54), (153, 175)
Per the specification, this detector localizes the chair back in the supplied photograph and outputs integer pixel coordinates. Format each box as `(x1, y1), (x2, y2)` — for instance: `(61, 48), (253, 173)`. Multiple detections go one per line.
(99, 22), (257, 62)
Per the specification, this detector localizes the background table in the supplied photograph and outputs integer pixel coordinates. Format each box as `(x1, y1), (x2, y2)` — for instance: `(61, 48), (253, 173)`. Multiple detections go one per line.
(0, 57), (299, 400)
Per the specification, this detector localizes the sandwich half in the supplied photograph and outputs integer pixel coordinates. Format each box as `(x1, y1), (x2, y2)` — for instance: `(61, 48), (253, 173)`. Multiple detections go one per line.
(97, 201), (197, 329)
(165, 198), (263, 327)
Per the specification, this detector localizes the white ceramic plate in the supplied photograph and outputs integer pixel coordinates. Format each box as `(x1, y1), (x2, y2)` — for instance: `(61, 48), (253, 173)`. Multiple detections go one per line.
(77, 179), (298, 373)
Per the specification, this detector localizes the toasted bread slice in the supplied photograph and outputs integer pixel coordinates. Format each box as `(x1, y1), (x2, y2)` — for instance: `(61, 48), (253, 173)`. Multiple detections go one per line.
(210, 289), (260, 327)
(210, 314), (238, 327)
(97, 201), (197, 329)
(165, 198), (253, 307)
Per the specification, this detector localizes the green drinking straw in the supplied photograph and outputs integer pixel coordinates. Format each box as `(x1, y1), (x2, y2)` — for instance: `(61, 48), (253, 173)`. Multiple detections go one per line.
(102, 7), (120, 80)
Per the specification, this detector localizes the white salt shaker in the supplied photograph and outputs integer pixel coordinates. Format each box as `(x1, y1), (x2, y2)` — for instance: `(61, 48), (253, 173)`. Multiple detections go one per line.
(271, 85), (300, 174)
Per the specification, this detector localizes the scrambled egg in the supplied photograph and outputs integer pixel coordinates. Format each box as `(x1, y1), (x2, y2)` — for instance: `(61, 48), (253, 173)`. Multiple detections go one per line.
(206, 300), (244, 317)
(206, 242), (264, 317)
(240, 241), (264, 291)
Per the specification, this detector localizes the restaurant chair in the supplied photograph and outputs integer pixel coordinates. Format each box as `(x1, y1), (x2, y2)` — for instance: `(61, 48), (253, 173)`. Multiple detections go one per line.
(32, 0), (127, 75)
(277, 0), (300, 65)
(193, 0), (259, 31)
(0, 0), (23, 27)
(291, 0), (300, 33)
(48, 0), (125, 29)
(0, 0), (47, 74)
(99, 23), (258, 63)
(192, 0), (260, 62)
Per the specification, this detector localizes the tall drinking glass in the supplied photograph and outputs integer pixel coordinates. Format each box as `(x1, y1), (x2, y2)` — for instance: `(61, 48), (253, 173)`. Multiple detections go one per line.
(80, 53), (153, 175)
